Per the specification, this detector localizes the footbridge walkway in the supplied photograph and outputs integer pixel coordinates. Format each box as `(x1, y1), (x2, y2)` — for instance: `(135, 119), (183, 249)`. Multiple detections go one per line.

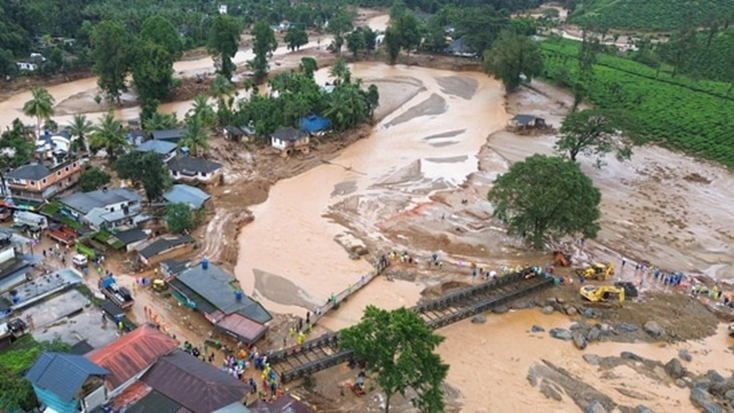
(268, 269), (553, 383)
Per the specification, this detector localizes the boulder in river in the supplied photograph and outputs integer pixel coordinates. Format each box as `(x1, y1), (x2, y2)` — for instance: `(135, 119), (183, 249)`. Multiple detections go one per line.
(550, 328), (573, 341)
(724, 389), (734, 404)
(678, 349), (693, 362)
(706, 370), (725, 383)
(492, 305), (509, 314)
(531, 325), (545, 333)
(643, 321), (666, 339)
(586, 400), (608, 413)
(636, 405), (658, 413)
(587, 326), (601, 342)
(541, 306), (555, 315)
(664, 358), (686, 380)
(471, 315), (486, 324)
(617, 322), (638, 332)
(583, 354), (602, 365)
(690, 388), (723, 413)
(573, 332), (588, 350)
(621, 351), (643, 362)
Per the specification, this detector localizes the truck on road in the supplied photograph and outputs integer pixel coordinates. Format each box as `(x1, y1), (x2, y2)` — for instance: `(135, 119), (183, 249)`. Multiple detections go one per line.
(99, 276), (134, 310)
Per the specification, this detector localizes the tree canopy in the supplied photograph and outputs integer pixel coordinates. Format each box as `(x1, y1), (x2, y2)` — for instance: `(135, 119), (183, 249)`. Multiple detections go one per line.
(166, 202), (195, 234)
(248, 21), (278, 83)
(140, 15), (183, 59)
(284, 26), (309, 52)
(555, 109), (633, 166)
(483, 30), (544, 92)
(207, 15), (241, 81)
(487, 154), (601, 248)
(114, 151), (170, 201)
(340, 306), (449, 413)
(79, 167), (111, 192)
(90, 111), (129, 160)
(91, 20), (131, 102)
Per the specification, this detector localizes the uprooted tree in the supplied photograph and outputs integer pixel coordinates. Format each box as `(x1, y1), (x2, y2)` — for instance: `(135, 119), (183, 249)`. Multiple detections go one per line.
(555, 109), (634, 167)
(340, 306), (449, 413)
(487, 154), (601, 249)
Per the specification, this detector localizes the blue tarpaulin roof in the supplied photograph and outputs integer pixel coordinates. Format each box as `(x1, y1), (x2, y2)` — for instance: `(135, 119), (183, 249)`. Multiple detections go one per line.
(299, 115), (331, 133)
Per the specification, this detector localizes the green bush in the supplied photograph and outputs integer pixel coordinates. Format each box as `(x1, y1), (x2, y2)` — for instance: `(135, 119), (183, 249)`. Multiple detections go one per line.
(541, 39), (734, 167)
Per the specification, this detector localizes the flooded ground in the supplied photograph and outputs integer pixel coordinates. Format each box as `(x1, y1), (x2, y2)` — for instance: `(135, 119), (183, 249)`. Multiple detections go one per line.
(234, 65), (508, 317)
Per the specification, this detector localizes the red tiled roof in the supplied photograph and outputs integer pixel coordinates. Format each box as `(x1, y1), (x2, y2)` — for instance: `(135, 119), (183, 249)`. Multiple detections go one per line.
(87, 324), (178, 390)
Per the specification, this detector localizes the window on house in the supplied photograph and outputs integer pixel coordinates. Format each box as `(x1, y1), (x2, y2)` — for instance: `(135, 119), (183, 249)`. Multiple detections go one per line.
(56, 171), (61, 176)
(72, 162), (77, 167)
(67, 177), (71, 183)
(42, 178), (47, 184)
(65, 166), (69, 172)
(200, 171), (206, 177)
(30, 181), (35, 186)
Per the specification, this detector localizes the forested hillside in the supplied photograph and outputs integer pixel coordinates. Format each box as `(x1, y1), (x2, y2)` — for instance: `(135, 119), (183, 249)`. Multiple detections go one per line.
(566, 0), (734, 31)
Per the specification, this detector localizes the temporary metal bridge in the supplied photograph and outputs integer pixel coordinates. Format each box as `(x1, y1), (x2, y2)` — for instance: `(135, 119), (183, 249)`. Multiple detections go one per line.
(268, 270), (554, 383)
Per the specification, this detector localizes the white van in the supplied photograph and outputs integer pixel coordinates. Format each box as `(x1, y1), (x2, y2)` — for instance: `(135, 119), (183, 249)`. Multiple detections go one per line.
(72, 254), (88, 267)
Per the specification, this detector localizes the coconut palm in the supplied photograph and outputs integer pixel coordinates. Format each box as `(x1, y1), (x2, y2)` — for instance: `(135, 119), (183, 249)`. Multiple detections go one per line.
(188, 94), (216, 129)
(143, 111), (178, 133)
(67, 114), (94, 153)
(329, 58), (351, 86)
(178, 114), (210, 157)
(23, 87), (55, 136)
(90, 111), (130, 161)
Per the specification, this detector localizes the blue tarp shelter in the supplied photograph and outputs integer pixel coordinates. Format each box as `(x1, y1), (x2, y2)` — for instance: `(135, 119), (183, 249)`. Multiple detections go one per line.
(299, 115), (331, 134)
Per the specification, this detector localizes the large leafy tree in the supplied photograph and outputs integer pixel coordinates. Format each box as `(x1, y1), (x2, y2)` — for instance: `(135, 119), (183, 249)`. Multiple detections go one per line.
(79, 167), (111, 192)
(555, 109), (633, 166)
(67, 114), (94, 154)
(326, 9), (354, 53)
(487, 154), (601, 248)
(166, 202), (195, 234)
(248, 21), (278, 84)
(207, 15), (241, 80)
(114, 151), (169, 201)
(341, 306), (449, 413)
(284, 26), (308, 51)
(0, 119), (34, 171)
(346, 29), (366, 57)
(22, 87), (55, 136)
(384, 14), (423, 64)
(91, 20), (131, 102)
(140, 15), (183, 59)
(90, 111), (129, 160)
(131, 41), (175, 104)
(483, 30), (544, 92)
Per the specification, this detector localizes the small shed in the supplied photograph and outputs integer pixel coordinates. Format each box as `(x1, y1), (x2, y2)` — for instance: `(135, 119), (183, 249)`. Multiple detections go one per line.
(271, 127), (310, 157)
(508, 114), (548, 130)
(224, 125), (255, 142)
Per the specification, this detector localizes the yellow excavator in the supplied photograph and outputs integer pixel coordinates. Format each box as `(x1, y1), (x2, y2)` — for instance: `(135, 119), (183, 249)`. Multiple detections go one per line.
(580, 285), (625, 303)
(576, 262), (615, 281)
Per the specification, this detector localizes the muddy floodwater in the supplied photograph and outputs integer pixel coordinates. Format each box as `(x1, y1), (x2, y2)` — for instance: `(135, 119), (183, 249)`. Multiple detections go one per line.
(235, 63), (507, 316)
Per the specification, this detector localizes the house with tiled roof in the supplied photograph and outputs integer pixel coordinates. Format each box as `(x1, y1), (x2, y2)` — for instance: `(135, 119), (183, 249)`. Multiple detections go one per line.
(86, 324), (178, 397)
(25, 352), (109, 413)
(140, 349), (250, 413)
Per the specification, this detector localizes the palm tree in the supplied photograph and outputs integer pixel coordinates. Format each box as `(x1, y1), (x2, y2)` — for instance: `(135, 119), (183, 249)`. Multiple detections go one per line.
(329, 58), (351, 86)
(188, 95), (216, 129)
(23, 87), (55, 136)
(67, 114), (94, 153)
(143, 111), (178, 133)
(178, 115), (210, 157)
(90, 111), (130, 161)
